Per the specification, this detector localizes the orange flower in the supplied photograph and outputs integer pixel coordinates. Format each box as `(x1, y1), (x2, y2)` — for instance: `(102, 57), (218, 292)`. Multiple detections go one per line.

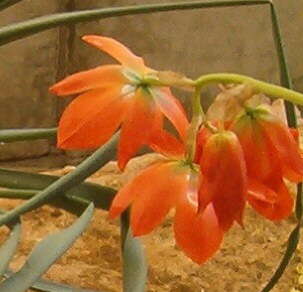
(109, 160), (223, 264)
(50, 35), (188, 169)
(231, 105), (303, 220)
(198, 130), (247, 231)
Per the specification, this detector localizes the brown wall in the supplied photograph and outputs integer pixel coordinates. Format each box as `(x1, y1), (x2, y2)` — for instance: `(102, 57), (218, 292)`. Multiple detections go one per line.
(0, 0), (302, 161)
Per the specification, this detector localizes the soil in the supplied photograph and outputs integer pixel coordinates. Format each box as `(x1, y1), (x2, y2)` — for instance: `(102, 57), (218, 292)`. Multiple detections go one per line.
(0, 153), (302, 292)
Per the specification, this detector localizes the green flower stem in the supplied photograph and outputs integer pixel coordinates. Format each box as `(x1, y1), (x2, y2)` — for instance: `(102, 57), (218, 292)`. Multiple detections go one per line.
(195, 73), (303, 105)
(185, 86), (204, 162)
(0, 128), (57, 143)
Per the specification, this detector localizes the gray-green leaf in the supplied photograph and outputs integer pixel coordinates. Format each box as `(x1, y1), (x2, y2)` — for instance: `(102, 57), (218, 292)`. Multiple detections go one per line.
(0, 203), (94, 292)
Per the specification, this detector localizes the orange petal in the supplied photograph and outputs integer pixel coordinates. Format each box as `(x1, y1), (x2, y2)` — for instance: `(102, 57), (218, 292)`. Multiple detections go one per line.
(290, 128), (299, 142)
(109, 161), (164, 219)
(195, 126), (212, 163)
(247, 179), (277, 204)
(112, 161), (189, 236)
(49, 65), (126, 96)
(57, 87), (127, 149)
(199, 131), (247, 231)
(117, 90), (157, 170)
(248, 179), (294, 221)
(82, 35), (146, 72)
(149, 108), (185, 157)
(231, 114), (281, 182)
(149, 129), (185, 158)
(260, 118), (303, 183)
(151, 87), (189, 140)
(174, 201), (223, 264)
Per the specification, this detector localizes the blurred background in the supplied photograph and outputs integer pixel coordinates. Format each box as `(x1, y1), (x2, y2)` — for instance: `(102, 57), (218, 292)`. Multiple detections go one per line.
(0, 0), (301, 167)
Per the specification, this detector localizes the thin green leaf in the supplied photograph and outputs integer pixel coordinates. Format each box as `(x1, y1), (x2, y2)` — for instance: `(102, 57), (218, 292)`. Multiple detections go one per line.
(295, 184), (303, 221)
(121, 212), (147, 292)
(0, 168), (58, 190)
(0, 133), (118, 227)
(0, 168), (116, 213)
(4, 270), (103, 292)
(261, 186), (303, 292)
(0, 0), (269, 45)
(261, 3), (302, 292)
(0, 203), (94, 292)
(0, 188), (38, 199)
(0, 220), (21, 277)
(261, 225), (300, 292)
(0, 128), (57, 143)
(0, 0), (23, 10)
(29, 278), (102, 292)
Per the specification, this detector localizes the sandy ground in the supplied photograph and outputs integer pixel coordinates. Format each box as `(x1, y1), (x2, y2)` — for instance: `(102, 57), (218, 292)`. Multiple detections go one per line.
(0, 153), (302, 292)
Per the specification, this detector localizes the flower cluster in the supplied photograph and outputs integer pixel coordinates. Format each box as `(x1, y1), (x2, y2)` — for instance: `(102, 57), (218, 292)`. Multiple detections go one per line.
(50, 35), (303, 264)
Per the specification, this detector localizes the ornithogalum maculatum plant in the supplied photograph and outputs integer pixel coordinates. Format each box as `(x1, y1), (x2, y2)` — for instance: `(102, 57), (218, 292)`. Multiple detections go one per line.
(51, 35), (303, 264)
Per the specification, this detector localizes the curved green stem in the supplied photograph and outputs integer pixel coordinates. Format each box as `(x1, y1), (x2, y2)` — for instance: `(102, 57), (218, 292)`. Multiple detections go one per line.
(185, 86), (204, 162)
(0, 0), (269, 45)
(195, 73), (303, 105)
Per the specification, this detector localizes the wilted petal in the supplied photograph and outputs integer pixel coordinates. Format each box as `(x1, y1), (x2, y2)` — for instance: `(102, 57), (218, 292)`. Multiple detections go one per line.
(270, 99), (301, 125)
(151, 87), (189, 140)
(156, 70), (194, 91)
(57, 87), (127, 149)
(206, 84), (253, 122)
(49, 65), (126, 96)
(199, 131), (247, 231)
(82, 35), (146, 72)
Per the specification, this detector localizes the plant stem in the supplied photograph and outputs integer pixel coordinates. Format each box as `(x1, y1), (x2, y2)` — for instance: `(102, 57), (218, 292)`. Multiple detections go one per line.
(185, 86), (204, 162)
(195, 73), (303, 105)
(0, 0), (269, 45)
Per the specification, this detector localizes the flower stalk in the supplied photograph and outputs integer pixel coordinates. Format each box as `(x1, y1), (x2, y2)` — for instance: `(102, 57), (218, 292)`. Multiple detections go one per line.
(195, 73), (303, 105)
(185, 86), (204, 162)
